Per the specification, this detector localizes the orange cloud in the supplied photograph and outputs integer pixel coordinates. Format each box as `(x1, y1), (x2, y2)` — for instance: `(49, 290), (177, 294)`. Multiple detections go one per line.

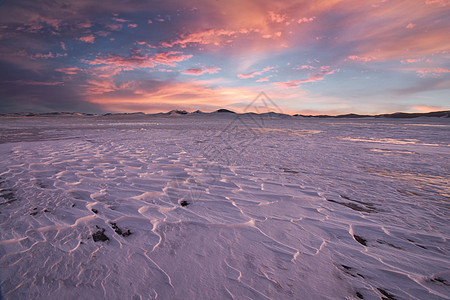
(411, 105), (447, 112)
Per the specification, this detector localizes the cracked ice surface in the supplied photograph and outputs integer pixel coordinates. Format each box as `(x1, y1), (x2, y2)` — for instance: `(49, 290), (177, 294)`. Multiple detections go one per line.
(0, 115), (449, 299)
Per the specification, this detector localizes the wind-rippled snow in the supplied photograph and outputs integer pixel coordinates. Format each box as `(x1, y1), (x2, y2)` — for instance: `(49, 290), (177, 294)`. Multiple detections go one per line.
(0, 115), (449, 299)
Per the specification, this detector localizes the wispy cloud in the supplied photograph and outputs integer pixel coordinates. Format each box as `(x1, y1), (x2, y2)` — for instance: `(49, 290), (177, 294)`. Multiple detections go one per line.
(183, 66), (221, 75)
(238, 66), (273, 79)
(275, 67), (339, 88)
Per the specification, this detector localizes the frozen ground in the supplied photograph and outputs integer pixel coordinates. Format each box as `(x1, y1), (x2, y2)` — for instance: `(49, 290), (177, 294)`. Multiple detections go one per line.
(0, 114), (449, 299)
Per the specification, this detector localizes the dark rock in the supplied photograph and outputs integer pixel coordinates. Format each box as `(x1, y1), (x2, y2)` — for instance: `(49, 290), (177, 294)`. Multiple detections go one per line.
(341, 265), (351, 270)
(354, 235), (367, 246)
(110, 222), (132, 237)
(91, 208), (98, 214)
(280, 167), (299, 174)
(431, 277), (449, 285)
(92, 228), (109, 242)
(377, 288), (396, 300)
(180, 200), (189, 207)
(356, 291), (364, 299)
(30, 211), (38, 216)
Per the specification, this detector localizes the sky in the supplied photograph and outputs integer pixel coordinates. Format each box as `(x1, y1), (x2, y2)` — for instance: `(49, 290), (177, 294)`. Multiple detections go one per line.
(0, 0), (449, 115)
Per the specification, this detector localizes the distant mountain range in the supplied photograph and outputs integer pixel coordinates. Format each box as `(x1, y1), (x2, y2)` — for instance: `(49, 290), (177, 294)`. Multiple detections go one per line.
(1, 109), (449, 118)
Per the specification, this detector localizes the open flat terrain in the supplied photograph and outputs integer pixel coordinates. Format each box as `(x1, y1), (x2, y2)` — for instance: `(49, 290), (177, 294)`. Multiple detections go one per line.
(0, 115), (449, 299)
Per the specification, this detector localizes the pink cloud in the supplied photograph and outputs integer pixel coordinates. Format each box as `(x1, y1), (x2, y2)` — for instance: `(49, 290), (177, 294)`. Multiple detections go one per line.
(148, 19), (153, 24)
(105, 24), (123, 31)
(347, 55), (376, 62)
(425, 0), (450, 6)
(60, 42), (66, 51)
(400, 58), (422, 64)
(275, 68), (339, 88)
(128, 23), (138, 28)
(295, 65), (315, 70)
(297, 16), (316, 24)
(406, 23), (415, 29)
(77, 21), (92, 29)
(95, 31), (111, 37)
(55, 67), (82, 75)
(268, 11), (286, 23)
(84, 49), (192, 69)
(25, 52), (67, 60)
(183, 66), (221, 75)
(162, 29), (236, 48)
(238, 66), (274, 79)
(152, 51), (193, 67)
(416, 68), (450, 77)
(113, 17), (129, 23)
(256, 77), (269, 82)
(78, 35), (95, 44)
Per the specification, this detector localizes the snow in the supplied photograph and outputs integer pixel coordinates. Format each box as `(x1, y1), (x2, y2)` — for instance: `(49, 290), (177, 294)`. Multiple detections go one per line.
(0, 115), (449, 299)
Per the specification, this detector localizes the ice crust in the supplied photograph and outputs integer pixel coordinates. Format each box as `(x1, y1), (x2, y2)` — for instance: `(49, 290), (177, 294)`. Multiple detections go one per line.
(0, 115), (449, 299)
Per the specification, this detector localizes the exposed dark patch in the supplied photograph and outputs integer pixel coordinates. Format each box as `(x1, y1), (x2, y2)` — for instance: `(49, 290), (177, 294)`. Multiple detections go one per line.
(354, 235), (367, 246)
(430, 277), (449, 285)
(377, 288), (397, 300)
(416, 244), (427, 249)
(44, 209), (50, 213)
(376, 239), (403, 250)
(341, 265), (352, 270)
(0, 189), (17, 205)
(30, 211), (38, 216)
(92, 228), (109, 242)
(280, 167), (299, 174)
(91, 208), (98, 214)
(339, 264), (357, 277)
(72, 204), (76, 207)
(356, 291), (364, 299)
(357, 273), (365, 278)
(180, 200), (189, 207)
(37, 182), (48, 188)
(110, 222), (132, 237)
(327, 197), (377, 213)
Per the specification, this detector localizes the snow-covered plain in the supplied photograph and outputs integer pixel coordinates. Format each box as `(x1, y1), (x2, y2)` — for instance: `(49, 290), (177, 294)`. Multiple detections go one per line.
(0, 114), (449, 299)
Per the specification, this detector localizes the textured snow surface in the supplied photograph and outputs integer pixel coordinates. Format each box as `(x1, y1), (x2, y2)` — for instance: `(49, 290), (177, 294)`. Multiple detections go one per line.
(0, 115), (449, 299)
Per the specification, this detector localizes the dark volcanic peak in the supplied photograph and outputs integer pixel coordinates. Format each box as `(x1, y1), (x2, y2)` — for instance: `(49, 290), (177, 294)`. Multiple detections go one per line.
(380, 111), (450, 118)
(215, 108), (236, 113)
(168, 109), (188, 115)
(1, 110), (449, 119)
(335, 113), (371, 118)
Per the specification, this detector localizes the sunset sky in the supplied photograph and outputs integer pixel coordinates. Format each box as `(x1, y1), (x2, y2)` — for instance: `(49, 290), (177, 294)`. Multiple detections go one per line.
(0, 0), (449, 115)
